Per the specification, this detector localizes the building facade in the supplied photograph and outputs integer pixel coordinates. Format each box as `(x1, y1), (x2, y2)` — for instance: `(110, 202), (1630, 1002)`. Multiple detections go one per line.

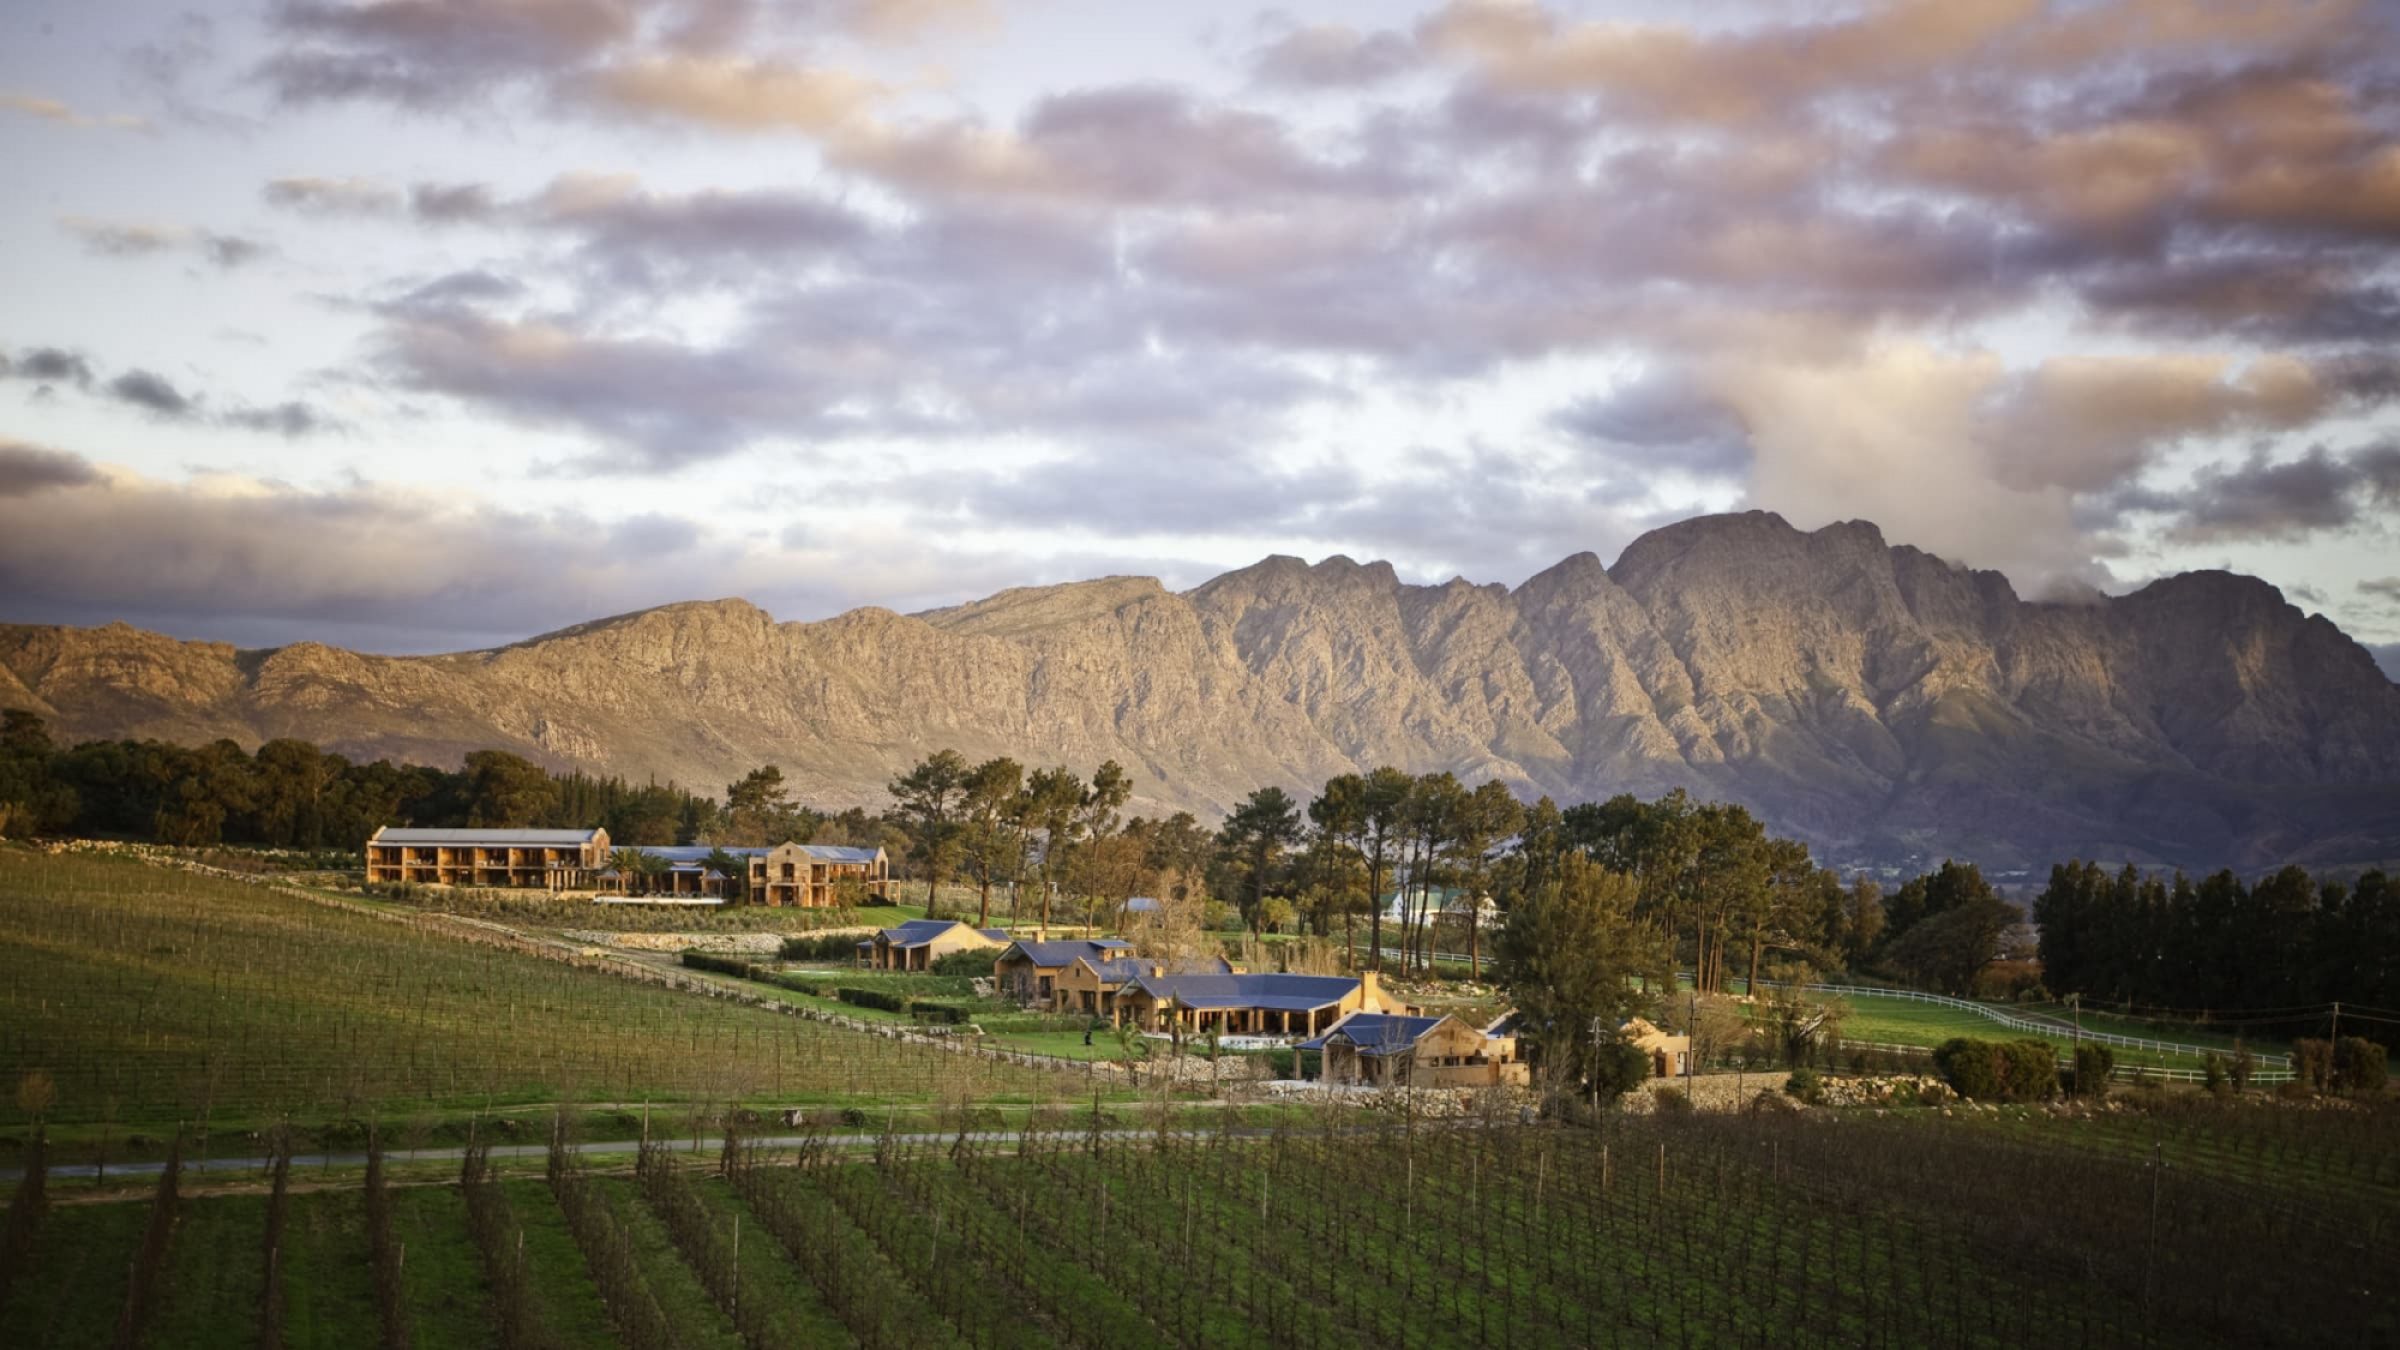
(1304, 1012), (1530, 1088)
(365, 827), (610, 890)
(1113, 970), (1395, 1036)
(751, 842), (891, 907)
(857, 919), (1009, 970)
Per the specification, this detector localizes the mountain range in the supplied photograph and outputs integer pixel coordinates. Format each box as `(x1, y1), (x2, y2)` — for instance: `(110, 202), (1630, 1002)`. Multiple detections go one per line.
(5, 511), (2398, 871)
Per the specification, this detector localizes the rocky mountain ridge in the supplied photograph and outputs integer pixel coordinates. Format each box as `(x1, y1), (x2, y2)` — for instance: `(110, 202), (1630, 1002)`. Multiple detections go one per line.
(6, 511), (2398, 870)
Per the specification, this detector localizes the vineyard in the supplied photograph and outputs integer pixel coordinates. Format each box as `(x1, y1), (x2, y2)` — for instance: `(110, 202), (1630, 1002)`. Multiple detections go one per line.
(0, 850), (1083, 1132)
(3, 1099), (2392, 1349)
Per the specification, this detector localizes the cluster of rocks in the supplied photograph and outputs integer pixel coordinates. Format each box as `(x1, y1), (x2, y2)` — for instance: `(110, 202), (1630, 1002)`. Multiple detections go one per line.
(564, 930), (785, 954)
(1813, 1074), (1953, 1108)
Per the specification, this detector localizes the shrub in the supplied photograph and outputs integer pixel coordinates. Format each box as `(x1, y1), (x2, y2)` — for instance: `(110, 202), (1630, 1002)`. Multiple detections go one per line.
(2202, 1053), (2229, 1096)
(1588, 1038), (1656, 1107)
(2334, 1037), (2388, 1095)
(1784, 1065), (1825, 1105)
(1651, 1085), (1692, 1115)
(836, 986), (908, 1014)
(2000, 1040), (2060, 1101)
(2276, 1079), (2314, 1101)
(2230, 1042), (2257, 1093)
(930, 947), (1002, 978)
(2294, 1038), (2335, 1092)
(908, 999), (972, 1025)
(779, 933), (859, 961)
(679, 949), (765, 980)
(1917, 1081), (1951, 1107)
(2072, 1043), (2116, 1098)
(1933, 1038), (2006, 1100)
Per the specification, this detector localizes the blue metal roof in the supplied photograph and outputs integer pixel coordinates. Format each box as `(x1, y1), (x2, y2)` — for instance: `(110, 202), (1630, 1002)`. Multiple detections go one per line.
(1298, 1012), (1448, 1055)
(999, 939), (1132, 967)
(879, 919), (1008, 947)
(801, 844), (883, 862)
(1128, 971), (1360, 1012)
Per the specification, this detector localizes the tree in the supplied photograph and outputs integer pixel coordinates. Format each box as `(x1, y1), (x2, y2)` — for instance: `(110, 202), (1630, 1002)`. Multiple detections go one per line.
(1494, 853), (1665, 1098)
(460, 750), (556, 828)
(1219, 787), (1303, 937)
(957, 757), (1026, 927)
(1307, 774), (1370, 954)
(1884, 896), (2022, 995)
(1359, 767), (1414, 971)
(1022, 766), (1084, 936)
(1449, 779), (1525, 980)
(723, 765), (796, 846)
(888, 750), (969, 914)
(702, 847), (751, 903)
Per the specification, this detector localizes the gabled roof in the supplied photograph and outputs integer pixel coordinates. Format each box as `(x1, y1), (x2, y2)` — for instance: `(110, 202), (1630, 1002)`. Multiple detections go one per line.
(878, 919), (1008, 948)
(373, 827), (603, 846)
(1081, 952), (1232, 985)
(997, 938), (1132, 968)
(1300, 1012), (1450, 1055)
(798, 844), (884, 863)
(1126, 971), (1360, 1012)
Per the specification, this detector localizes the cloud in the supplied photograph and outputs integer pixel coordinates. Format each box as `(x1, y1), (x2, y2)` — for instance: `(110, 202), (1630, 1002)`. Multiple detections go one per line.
(264, 175), (405, 214)
(1249, 22), (1421, 89)
(107, 369), (197, 417)
(573, 54), (884, 131)
(0, 456), (1125, 652)
(0, 347), (96, 389)
(1552, 370), (1754, 481)
(63, 218), (184, 257)
(2098, 441), (2400, 543)
(411, 181), (499, 221)
(0, 442), (103, 496)
(0, 91), (149, 130)
(62, 217), (269, 268)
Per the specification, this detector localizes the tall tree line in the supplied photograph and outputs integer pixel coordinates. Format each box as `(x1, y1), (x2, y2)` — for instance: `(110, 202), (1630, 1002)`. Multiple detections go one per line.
(2035, 861), (2400, 1038)
(0, 709), (872, 853)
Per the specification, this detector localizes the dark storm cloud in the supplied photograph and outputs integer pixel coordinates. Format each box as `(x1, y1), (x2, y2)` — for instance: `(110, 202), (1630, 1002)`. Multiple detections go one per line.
(2095, 442), (2400, 544)
(108, 369), (196, 417)
(1552, 372), (1754, 481)
(0, 347), (96, 389)
(0, 442), (102, 496)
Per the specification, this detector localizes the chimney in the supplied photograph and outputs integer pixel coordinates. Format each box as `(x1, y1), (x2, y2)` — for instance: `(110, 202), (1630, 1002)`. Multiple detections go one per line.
(1149, 963), (1164, 978)
(1360, 971), (1382, 1006)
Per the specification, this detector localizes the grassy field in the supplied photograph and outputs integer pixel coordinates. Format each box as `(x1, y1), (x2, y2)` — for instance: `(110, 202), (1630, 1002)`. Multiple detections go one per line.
(1809, 994), (2274, 1071)
(0, 849), (1092, 1136)
(3, 1103), (2389, 1349)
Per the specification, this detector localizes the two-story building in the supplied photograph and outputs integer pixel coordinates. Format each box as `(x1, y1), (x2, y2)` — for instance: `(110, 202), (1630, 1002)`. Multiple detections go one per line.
(365, 827), (610, 890)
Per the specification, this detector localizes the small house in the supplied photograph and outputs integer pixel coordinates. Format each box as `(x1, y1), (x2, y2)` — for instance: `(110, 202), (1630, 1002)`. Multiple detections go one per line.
(992, 938), (1133, 1006)
(1302, 1011), (1530, 1088)
(856, 919), (1009, 971)
(1620, 1017), (1691, 1078)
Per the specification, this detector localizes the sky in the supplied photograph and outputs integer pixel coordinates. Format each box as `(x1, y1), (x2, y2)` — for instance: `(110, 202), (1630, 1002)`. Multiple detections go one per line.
(2, 0), (2398, 671)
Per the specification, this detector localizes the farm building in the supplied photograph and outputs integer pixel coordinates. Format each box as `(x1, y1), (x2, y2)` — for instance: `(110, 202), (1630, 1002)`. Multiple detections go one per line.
(750, 841), (890, 907)
(1620, 1017), (1691, 1077)
(1302, 1011), (1531, 1088)
(857, 919), (1010, 970)
(1047, 950), (1236, 1019)
(590, 841), (891, 906)
(365, 826), (610, 890)
(992, 938), (1133, 1005)
(1113, 969), (1395, 1036)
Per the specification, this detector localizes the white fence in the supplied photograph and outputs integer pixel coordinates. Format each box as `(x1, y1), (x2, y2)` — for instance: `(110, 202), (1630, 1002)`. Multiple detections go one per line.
(1834, 1039), (2295, 1085)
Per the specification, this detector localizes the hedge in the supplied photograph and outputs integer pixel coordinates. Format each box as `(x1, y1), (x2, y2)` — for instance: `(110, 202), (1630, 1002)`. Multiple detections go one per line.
(836, 986), (908, 1014)
(908, 1000), (973, 1025)
(780, 933), (864, 961)
(680, 950), (768, 981)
